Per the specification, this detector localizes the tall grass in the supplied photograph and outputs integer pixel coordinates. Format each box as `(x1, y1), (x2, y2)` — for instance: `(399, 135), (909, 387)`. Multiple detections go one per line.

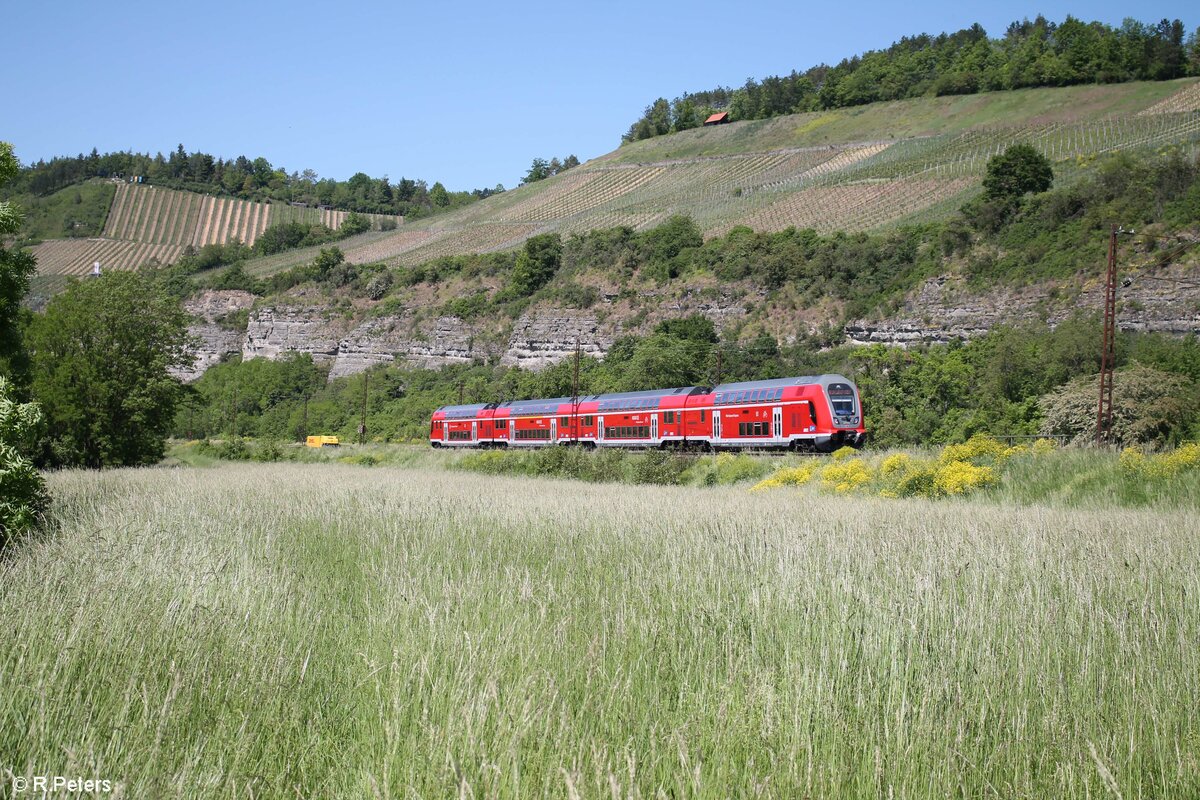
(3, 464), (1196, 797)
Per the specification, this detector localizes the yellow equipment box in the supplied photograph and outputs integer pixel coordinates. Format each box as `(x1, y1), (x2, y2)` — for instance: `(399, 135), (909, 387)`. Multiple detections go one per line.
(305, 435), (340, 448)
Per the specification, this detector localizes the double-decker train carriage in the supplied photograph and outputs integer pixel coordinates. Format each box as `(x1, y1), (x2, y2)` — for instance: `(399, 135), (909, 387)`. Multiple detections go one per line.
(430, 374), (865, 452)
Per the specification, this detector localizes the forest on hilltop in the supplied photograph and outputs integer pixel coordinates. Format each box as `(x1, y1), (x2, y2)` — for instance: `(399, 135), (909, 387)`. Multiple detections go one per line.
(625, 14), (1200, 142)
(3, 145), (505, 219)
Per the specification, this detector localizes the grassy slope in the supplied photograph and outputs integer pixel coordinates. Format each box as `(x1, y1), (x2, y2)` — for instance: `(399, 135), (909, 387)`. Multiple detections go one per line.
(7, 179), (115, 241)
(2, 462), (1196, 798)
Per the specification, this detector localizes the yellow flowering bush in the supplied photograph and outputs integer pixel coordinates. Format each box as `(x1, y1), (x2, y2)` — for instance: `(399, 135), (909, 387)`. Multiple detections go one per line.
(749, 462), (819, 492)
(821, 458), (873, 493)
(1120, 443), (1200, 478)
(880, 453), (913, 476)
(1032, 438), (1058, 454)
(934, 460), (998, 495)
(1003, 444), (1031, 458)
(830, 446), (858, 462)
(940, 434), (1007, 465)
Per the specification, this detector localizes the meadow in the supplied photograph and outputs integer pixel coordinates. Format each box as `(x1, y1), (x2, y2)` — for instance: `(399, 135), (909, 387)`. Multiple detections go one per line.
(2, 455), (1197, 798)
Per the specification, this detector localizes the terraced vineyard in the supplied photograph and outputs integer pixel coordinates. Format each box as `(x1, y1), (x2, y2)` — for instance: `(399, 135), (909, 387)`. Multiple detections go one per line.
(27, 238), (185, 276)
(103, 184), (401, 250)
(26, 184), (403, 278)
(230, 78), (1200, 275)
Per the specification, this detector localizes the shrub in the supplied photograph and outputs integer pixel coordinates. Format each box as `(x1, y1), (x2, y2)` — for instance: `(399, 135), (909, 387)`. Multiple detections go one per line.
(934, 460), (998, 495)
(1039, 366), (1199, 447)
(1032, 438), (1058, 454)
(0, 377), (49, 546)
(631, 450), (688, 485)
(940, 434), (1006, 465)
(821, 458), (872, 493)
(749, 462), (819, 492)
(1119, 442), (1200, 478)
(830, 446), (858, 462)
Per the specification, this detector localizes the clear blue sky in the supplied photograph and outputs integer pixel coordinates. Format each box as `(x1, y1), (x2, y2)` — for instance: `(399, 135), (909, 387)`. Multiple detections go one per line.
(7, 1), (1196, 191)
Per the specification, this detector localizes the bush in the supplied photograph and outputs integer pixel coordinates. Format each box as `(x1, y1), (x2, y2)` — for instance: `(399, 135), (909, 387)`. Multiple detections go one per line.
(821, 458), (873, 492)
(1039, 365), (1200, 447)
(1119, 442), (1200, 478)
(0, 376), (49, 547)
(933, 460), (998, 495)
(631, 450), (689, 485)
(749, 462), (819, 492)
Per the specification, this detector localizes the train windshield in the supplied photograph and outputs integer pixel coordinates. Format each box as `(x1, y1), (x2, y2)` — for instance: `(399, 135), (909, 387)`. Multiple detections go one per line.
(827, 383), (857, 416)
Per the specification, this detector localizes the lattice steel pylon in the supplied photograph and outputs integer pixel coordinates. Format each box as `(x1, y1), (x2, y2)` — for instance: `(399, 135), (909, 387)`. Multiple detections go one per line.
(571, 337), (581, 441)
(1095, 225), (1119, 447)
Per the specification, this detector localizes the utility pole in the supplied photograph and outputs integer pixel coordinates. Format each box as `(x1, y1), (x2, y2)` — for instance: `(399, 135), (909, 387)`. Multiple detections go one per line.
(571, 337), (580, 441)
(1096, 225), (1123, 447)
(359, 372), (369, 445)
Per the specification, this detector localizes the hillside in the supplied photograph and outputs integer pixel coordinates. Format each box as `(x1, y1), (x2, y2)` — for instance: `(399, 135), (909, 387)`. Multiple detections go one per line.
(19, 79), (1200, 288)
(22, 182), (401, 283)
(232, 78), (1200, 276)
(15, 78), (1200, 387)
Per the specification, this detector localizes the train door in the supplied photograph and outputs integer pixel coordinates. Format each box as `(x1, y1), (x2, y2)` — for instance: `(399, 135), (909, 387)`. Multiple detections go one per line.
(713, 410), (721, 441)
(471, 420), (477, 443)
(550, 417), (557, 443)
(442, 421), (448, 444)
(598, 416), (604, 443)
(773, 406), (782, 440)
(508, 419), (515, 444)
(651, 413), (659, 442)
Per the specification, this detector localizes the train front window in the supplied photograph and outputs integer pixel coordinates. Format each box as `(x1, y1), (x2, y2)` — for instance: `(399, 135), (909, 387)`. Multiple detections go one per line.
(827, 383), (857, 417)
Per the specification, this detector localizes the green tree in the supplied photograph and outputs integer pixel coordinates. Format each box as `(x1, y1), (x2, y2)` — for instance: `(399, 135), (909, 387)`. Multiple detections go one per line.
(655, 314), (718, 344)
(0, 375), (48, 547)
(0, 142), (37, 381)
(339, 212), (371, 236)
(27, 272), (193, 467)
(509, 233), (562, 296)
(982, 144), (1054, 200)
(1038, 365), (1199, 446)
(523, 159), (550, 184)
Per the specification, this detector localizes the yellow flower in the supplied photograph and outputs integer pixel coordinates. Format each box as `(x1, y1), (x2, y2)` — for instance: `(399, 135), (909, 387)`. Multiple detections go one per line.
(821, 459), (872, 493)
(749, 463), (819, 492)
(933, 460), (997, 495)
(940, 434), (1006, 465)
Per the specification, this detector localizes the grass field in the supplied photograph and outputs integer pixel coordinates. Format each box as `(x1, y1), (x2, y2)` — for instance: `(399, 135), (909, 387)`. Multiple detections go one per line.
(2, 458), (1197, 798)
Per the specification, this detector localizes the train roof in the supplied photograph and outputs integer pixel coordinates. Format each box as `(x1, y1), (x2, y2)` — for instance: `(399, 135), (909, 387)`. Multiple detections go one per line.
(711, 374), (848, 393)
(583, 386), (707, 412)
(436, 402), (495, 420)
(498, 397), (574, 417)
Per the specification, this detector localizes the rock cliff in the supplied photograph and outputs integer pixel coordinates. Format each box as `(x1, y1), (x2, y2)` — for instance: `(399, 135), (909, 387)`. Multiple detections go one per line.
(844, 270), (1200, 346)
(175, 290), (256, 381)
(179, 266), (1200, 382)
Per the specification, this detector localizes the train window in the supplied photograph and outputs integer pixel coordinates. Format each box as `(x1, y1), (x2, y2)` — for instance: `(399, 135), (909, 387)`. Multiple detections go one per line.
(560, 417), (569, 427)
(583, 415), (593, 426)
(496, 419), (506, 429)
(755, 421), (766, 436)
(809, 402), (818, 426)
(700, 410), (706, 422)
(827, 383), (857, 416)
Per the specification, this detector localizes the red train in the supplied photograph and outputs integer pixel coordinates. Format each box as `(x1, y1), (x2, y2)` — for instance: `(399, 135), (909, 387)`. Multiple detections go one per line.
(431, 374), (865, 452)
